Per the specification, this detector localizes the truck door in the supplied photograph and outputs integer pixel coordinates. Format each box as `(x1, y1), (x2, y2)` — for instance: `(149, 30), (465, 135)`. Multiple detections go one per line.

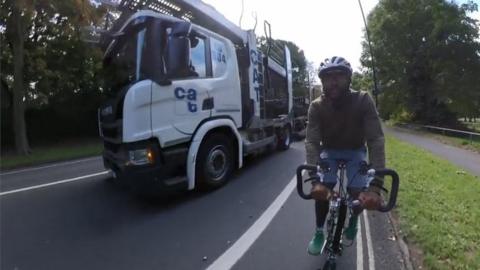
(208, 36), (242, 125)
(171, 35), (212, 134)
(152, 33), (212, 140)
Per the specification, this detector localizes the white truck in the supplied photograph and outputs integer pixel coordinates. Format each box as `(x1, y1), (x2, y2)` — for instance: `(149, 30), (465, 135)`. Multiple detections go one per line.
(98, 0), (301, 196)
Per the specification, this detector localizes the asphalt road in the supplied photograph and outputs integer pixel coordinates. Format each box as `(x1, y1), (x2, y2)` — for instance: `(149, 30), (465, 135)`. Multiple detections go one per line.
(1, 141), (406, 270)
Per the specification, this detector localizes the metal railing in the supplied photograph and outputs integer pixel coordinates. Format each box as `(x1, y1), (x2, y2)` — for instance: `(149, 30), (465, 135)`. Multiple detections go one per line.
(421, 125), (480, 144)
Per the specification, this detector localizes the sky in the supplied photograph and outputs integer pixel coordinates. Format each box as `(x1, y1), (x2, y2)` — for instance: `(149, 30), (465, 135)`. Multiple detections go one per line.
(203, 0), (480, 76)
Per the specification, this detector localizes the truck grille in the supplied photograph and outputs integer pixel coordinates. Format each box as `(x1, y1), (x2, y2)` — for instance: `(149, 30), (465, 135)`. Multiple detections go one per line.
(100, 120), (122, 143)
(102, 125), (118, 139)
(104, 140), (120, 153)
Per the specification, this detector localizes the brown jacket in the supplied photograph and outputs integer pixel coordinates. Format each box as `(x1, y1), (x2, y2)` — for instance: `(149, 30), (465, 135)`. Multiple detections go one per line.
(305, 89), (385, 169)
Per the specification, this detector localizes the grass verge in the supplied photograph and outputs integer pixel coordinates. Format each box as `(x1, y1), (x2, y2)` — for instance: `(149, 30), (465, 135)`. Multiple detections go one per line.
(1, 140), (102, 171)
(387, 135), (480, 270)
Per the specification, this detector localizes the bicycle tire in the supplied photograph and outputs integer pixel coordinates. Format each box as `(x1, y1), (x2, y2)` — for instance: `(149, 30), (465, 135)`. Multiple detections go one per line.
(325, 205), (338, 253)
(331, 201), (347, 254)
(322, 259), (336, 270)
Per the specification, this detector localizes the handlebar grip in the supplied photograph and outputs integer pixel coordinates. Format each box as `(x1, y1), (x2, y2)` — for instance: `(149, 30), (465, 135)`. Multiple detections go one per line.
(374, 168), (400, 212)
(296, 164), (318, 200)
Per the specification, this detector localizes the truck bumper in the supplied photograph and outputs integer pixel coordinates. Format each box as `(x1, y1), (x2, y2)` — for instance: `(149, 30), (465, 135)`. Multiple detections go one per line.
(103, 140), (189, 196)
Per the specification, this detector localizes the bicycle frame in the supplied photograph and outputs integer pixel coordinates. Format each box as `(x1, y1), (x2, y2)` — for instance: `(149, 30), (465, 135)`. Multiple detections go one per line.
(296, 162), (399, 270)
(323, 160), (349, 260)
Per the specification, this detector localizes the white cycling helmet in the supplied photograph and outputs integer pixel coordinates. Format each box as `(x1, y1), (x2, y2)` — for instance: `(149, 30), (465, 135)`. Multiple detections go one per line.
(318, 56), (353, 78)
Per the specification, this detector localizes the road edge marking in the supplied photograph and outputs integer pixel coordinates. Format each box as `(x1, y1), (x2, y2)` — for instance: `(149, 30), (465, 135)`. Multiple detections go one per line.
(206, 174), (298, 270)
(0, 171), (109, 196)
(357, 216), (364, 270)
(363, 211), (376, 270)
(0, 156), (102, 176)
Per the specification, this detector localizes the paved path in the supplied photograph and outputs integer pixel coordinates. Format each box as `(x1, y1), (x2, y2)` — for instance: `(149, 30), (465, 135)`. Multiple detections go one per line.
(386, 126), (480, 177)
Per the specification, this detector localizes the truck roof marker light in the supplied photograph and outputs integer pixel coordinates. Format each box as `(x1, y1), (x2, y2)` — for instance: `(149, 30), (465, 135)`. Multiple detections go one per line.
(159, 0), (181, 12)
(153, 6), (173, 16)
(183, 12), (193, 19)
(181, 13), (193, 22)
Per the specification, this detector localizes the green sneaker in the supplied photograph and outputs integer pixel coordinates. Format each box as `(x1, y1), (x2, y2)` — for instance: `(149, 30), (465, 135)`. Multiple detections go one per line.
(307, 229), (325, 255)
(345, 215), (358, 240)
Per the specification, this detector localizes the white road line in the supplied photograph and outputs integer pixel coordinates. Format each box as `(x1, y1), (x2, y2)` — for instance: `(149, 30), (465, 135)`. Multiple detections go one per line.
(0, 171), (109, 196)
(206, 174), (297, 270)
(0, 156), (102, 176)
(363, 211), (376, 270)
(356, 216), (364, 270)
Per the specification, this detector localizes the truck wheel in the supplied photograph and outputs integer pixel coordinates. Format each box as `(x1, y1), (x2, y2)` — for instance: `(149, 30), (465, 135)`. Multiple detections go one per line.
(196, 133), (234, 189)
(277, 126), (291, 151)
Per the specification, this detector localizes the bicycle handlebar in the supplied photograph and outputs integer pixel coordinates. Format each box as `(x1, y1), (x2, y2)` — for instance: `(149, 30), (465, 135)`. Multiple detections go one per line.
(295, 164), (400, 212)
(296, 164), (317, 200)
(373, 168), (399, 212)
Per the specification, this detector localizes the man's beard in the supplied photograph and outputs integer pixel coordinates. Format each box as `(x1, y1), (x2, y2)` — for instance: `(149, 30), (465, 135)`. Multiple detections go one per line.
(324, 86), (349, 102)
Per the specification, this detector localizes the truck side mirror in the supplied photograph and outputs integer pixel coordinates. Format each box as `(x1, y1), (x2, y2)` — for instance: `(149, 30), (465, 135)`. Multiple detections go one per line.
(165, 22), (192, 78)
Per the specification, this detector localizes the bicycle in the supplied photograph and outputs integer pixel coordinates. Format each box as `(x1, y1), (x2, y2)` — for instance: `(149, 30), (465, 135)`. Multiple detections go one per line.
(296, 160), (399, 270)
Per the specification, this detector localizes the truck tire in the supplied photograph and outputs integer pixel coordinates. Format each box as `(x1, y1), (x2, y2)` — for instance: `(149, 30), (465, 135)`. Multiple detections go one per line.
(277, 126), (291, 151)
(196, 133), (234, 189)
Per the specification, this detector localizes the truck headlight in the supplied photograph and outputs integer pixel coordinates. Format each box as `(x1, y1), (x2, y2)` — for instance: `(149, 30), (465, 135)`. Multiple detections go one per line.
(126, 148), (155, 166)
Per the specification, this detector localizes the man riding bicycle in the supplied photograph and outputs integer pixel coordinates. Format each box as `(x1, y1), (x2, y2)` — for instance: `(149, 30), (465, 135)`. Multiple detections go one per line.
(305, 56), (385, 255)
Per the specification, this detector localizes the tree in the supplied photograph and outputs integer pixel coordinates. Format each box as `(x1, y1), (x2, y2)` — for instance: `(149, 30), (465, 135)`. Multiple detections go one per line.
(1, 0), (104, 154)
(3, 0), (32, 154)
(351, 71), (371, 92)
(361, 0), (480, 126)
(257, 37), (310, 97)
(277, 40), (309, 97)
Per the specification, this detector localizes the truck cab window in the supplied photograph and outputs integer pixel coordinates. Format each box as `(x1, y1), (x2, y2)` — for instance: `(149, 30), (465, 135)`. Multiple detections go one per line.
(103, 26), (147, 95)
(211, 37), (228, 77)
(190, 37), (206, 78)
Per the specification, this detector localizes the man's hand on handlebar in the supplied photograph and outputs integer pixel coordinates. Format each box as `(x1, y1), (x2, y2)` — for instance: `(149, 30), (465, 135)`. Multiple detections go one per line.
(311, 182), (331, 201)
(358, 189), (383, 210)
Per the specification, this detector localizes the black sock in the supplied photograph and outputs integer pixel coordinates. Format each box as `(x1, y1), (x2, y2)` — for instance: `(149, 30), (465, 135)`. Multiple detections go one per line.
(315, 200), (329, 228)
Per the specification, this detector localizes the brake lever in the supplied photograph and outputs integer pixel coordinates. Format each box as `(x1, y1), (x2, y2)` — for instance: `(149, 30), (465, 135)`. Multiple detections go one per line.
(303, 177), (318, 183)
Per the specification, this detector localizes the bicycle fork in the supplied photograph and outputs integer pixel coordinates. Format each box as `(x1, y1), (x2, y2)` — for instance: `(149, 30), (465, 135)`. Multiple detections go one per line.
(323, 198), (348, 254)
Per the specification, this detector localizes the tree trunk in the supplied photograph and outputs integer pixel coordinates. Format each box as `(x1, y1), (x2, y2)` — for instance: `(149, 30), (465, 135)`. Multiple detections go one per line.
(11, 3), (31, 155)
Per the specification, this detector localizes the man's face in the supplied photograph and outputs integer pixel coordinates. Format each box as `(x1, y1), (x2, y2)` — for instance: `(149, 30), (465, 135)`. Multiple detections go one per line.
(321, 71), (350, 100)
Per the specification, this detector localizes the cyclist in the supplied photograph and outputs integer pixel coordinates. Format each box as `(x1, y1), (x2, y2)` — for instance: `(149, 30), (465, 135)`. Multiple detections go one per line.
(305, 56), (385, 255)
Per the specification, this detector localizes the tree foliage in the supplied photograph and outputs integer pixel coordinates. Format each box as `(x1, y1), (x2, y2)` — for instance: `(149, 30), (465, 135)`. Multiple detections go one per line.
(257, 37), (310, 97)
(361, 0), (480, 127)
(278, 39), (311, 97)
(1, 0), (107, 152)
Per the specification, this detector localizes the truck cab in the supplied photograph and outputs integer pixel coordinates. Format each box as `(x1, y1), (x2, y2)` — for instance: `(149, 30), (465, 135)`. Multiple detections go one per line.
(98, 2), (297, 197)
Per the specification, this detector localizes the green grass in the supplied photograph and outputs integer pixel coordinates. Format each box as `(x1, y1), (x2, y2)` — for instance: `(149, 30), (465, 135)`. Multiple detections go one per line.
(387, 135), (480, 270)
(1, 140), (103, 171)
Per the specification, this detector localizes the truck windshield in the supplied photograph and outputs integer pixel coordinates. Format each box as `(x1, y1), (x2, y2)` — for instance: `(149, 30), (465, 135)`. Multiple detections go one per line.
(102, 20), (148, 95)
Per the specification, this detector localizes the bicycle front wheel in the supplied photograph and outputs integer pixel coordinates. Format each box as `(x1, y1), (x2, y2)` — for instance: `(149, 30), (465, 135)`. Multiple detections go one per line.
(331, 201), (347, 254)
(322, 259), (337, 270)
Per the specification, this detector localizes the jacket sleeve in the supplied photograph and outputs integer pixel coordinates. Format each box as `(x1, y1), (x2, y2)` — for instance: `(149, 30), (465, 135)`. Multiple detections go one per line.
(305, 100), (322, 166)
(363, 93), (385, 171)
